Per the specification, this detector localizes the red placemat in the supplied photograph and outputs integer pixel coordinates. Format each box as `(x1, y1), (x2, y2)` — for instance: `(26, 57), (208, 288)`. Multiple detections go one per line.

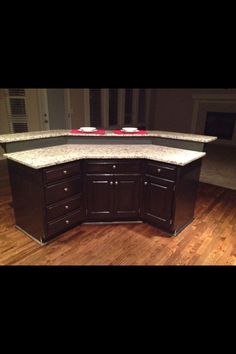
(113, 130), (148, 135)
(70, 129), (106, 134)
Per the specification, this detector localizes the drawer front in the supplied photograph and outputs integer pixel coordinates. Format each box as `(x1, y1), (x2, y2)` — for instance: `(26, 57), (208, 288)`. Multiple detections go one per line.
(85, 160), (142, 174)
(45, 176), (81, 205)
(47, 209), (82, 239)
(46, 193), (83, 221)
(146, 161), (176, 181)
(43, 162), (80, 184)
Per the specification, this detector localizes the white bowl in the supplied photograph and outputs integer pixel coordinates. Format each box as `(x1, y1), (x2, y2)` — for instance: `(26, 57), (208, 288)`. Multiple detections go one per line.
(79, 127), (97, 132)
(121, 127), (138, 132)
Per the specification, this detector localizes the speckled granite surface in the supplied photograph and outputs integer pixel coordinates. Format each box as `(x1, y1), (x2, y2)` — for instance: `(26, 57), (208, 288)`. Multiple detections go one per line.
(4, 144), (206, 169)
(0, 130), (69, 143)
(0, 129), (217, 143)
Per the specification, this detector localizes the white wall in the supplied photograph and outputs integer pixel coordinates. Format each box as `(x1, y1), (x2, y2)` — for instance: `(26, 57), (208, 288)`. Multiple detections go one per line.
(70, 89), (87, 128)
(47, 89), (66, 129)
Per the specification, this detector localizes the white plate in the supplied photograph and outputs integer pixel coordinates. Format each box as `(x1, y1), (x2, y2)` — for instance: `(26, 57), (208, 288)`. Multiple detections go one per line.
(79, 127), (97, 132)
(121, 127), (138, 132)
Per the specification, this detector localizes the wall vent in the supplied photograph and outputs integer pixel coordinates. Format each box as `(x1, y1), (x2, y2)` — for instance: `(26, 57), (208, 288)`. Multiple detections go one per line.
(7, 89), (28, 133)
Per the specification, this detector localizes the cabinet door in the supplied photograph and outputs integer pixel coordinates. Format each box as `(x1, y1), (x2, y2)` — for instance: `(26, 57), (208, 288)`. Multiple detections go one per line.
(143, 176), (174, 229)
(86, 175), (114, 220)
(114, 175), (141, 219)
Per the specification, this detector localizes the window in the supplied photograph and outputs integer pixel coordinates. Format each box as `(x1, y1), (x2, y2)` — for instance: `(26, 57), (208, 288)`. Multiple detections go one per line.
(86, 88), (150, 129)
(124, 89), (133, 124)
(109, 89), (118, 126)
(7, 89), (28, 133)
(138, 89), (146, 123)
(89, 89), (102, 127)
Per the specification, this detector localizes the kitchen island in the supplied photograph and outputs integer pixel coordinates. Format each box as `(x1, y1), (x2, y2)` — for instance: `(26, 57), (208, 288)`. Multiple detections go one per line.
(5, 144), (206, 244)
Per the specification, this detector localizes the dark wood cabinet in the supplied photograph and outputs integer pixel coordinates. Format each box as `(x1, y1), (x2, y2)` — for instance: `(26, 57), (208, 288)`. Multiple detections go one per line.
(113, 175), (141, 219)
(142, 175), (174, 230)
(86, 175), (114, 220)
(85, 160), (141, 174)
(8, 157), (202, 244)
(46, 193), (82, 221)
(8, 159), (83, 244)
(43, 161), (80, 184)
(142, 159), (202, 235)
(84, 160), (142, 221)
(45, 176), (81, 205)
(47, 209), (83, 240)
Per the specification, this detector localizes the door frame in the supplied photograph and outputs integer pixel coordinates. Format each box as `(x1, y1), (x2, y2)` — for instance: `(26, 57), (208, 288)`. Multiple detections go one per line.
(37, 89), (50, 130)
(64, 89), (72, 129)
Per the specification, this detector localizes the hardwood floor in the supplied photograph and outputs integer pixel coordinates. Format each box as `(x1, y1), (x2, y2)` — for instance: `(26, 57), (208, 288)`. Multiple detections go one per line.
(0, 159), (236, 265)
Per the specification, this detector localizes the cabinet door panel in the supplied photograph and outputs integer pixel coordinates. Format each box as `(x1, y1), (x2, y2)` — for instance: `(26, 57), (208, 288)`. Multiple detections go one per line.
(85, 160), (142, 174)
(44, 161), (80, 184)
(45, 176), (81, 205)
(114, 175), (140, 218)
(47, 209), (82, 240)
(146, 161), (176, 181)
(86, 175), (114, 219)
(46, 193), (83, 221)
(143, 176), (174, 228)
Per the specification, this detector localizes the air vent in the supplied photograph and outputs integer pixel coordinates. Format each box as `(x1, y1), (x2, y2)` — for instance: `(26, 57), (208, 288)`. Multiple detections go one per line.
(7, 89), (28, 133)
(8, 88), (25, 96)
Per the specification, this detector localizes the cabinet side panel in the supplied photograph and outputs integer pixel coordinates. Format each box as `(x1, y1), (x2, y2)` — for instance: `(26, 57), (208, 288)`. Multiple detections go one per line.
(8, 160), (46, 242)
(173, 159), (202, 233)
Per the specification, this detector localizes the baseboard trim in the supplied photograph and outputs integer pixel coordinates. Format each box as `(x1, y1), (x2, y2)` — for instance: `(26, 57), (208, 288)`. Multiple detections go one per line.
(15, 225), (44, 245)
(83, 221), (143, 225)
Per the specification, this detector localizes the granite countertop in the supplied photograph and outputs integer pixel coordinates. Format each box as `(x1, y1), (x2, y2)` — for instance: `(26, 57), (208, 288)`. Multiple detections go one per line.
(0, 129), (217, 143)
(4, 144), (206, 169)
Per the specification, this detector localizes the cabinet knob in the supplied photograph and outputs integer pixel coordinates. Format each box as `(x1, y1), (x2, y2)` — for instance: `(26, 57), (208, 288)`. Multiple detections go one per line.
(112, 165), (116, 169)
(110, 181), (113, 185)
(63, 170), (68, 174)
(157, 168), (161, 173)
(65, 205), (69, 209)
(144, 181), (148, 186)
(65, 220), (70, 224)
(64, 187), (69, 192)
(115, 181), (118, 185)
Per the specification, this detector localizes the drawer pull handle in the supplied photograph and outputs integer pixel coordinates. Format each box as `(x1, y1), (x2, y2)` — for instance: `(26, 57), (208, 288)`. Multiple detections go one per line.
(157, 168), (161, 173)
(63, 170), (68, 174)
(112, 165), (116, 169)
(144, 181), (148, 186)
(65, 220), (70, 224)
(115, 181), (118, 185)
(64, 187), (69, 192)
(110, 181), (113, 185)
(65, 205), (69, 209)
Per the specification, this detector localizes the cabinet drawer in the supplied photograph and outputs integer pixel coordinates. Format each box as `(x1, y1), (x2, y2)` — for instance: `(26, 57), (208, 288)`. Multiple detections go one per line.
(45, 176), (81, 205)
(47, 209), (82, 239)
(85, 160), (142, 174)
(46, 193), (83, 221)
(146, 161), (176, 181)
(43, 161), (80, 184)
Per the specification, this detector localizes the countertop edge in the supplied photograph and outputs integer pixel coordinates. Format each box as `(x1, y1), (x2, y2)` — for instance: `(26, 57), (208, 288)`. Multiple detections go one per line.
(4, 152), (206, 170)
(0, 130), (217, 144)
